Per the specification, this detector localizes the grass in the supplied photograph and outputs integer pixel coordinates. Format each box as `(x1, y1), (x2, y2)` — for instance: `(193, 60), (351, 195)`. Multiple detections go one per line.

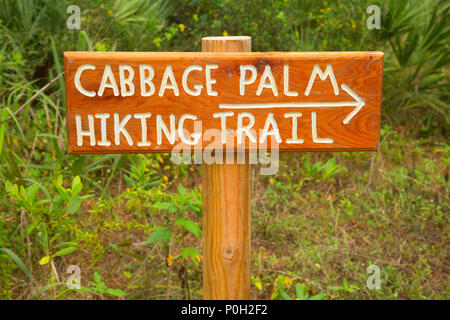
(2, 126), (447, 300)
(252, 139), (448, 299)
(0, 0), (448, 300)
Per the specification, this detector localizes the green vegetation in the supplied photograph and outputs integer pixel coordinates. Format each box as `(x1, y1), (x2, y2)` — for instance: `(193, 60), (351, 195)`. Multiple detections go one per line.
(0, 0), (448, 300)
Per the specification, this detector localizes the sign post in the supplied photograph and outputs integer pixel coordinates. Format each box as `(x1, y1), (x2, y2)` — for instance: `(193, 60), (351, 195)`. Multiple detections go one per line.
(64, 37), (383, 300)
(201, 36), (252, 300)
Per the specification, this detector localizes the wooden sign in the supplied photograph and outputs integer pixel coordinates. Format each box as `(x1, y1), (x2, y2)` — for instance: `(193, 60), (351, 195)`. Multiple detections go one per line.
(64, 52), (383, 153)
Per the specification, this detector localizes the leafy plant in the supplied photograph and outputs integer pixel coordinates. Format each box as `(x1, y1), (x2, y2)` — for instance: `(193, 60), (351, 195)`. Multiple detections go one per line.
(381, 0), (450, 132)
(274, 276), (327, 300)
(300, 155), (346, 183)
(77, 271), (126, 297)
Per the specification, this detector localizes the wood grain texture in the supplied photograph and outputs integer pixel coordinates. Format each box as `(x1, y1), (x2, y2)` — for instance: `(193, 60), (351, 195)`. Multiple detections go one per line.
(202, 36), (252, 300)
(64, 51), (383, 153)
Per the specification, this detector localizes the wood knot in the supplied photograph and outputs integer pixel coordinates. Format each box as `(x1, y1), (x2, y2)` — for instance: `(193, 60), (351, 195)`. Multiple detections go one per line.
(223, 245), (236, 262)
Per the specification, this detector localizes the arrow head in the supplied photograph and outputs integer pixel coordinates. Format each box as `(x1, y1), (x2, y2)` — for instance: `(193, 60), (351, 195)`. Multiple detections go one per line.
(340, 83), (365, 124)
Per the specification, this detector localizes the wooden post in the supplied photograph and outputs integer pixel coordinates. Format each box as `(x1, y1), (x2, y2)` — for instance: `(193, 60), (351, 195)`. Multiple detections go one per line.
(202, 36), (252, 300)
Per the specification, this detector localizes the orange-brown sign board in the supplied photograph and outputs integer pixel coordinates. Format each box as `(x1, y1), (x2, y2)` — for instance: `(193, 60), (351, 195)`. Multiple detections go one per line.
(64, 52), (383, 153)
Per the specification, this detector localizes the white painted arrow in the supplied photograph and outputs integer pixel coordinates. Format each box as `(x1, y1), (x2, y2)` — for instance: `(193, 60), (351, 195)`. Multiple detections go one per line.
(218, 83), (365, 125)
(339, 84), (365, 124)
